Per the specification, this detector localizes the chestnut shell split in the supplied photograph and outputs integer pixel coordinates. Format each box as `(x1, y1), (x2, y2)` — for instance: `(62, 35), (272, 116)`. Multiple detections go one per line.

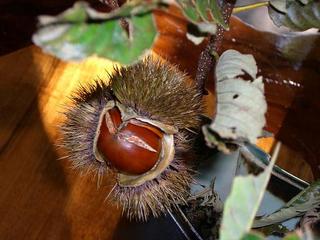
(97, 106), (164, 175)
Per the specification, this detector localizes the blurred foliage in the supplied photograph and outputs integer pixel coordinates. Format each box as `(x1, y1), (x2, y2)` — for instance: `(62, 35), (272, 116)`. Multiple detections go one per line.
(269, 0), (320, 31)
(33, 1), (160, 64)
(253, 180), (320, 228)
(219, 143), (278, 240)
(176, 0), (226, 32)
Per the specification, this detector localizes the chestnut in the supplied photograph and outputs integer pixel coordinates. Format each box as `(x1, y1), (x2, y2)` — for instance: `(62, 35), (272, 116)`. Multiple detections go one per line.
(61, 57), (203, 220)
(96, 107), (163, 175)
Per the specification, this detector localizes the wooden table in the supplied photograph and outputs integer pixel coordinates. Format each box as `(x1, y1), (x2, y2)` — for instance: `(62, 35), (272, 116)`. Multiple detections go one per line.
(0, 46), (122, 240)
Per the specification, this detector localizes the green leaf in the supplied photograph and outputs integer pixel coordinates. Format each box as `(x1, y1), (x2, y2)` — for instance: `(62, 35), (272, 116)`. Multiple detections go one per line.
(32, 1), (158, 64)
(176, 0), (227, 30)
(219, 143), (279, 240)
(283, 230), (317, 240)
(196, 0), (228, 29)
(253, 180), (320, 228)
(283, 233), (301, 240)
(241, 232), (265, 240)
(96, 0), (164, 19)
(269, 0), (320, 31)
(203, 50), (267, 152)
(177, 0), (199, 23)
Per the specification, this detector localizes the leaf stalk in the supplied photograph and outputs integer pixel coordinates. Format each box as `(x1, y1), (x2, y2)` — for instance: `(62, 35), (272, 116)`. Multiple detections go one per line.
(233, 1), (269, 14)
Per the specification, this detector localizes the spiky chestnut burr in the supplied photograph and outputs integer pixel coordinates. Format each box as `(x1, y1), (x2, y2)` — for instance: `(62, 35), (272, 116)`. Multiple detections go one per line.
(60, 57), (203, 220)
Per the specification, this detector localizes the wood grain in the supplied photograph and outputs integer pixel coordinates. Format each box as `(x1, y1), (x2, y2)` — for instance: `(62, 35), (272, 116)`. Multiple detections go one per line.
(0, 46), (122, 240)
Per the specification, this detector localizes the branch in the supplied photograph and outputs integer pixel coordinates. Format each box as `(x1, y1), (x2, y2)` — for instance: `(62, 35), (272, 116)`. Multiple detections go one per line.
(195, 0), (236, 95)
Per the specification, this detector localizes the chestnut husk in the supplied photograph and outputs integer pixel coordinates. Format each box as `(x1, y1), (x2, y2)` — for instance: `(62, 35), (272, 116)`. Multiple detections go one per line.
(60, 56), (204, 220)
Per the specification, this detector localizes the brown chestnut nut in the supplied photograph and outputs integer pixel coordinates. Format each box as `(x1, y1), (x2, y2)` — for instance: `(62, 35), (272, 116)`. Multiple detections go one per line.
(97, 107), (163, 175)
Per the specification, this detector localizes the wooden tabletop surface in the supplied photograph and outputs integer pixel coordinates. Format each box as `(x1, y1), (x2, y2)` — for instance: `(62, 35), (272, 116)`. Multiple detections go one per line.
(0, 46), (123, 240)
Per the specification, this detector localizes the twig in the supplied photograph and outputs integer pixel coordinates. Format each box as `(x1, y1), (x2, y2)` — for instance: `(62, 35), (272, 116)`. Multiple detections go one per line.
(233, 1), (269, 14)
(195, 0), (236, 94)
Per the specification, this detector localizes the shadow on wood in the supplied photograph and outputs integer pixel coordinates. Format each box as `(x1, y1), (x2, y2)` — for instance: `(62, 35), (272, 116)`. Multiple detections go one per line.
(0, 47), (71, 239)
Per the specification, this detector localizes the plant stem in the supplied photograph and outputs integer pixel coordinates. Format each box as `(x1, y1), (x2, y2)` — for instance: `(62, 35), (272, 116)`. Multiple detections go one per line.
(233, 1), (269, 14)
(195, 0), (236, 94)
